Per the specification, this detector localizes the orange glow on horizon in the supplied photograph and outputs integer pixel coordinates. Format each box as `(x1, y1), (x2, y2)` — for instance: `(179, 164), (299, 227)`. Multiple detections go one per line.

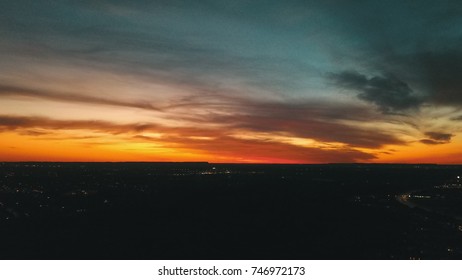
(1, 130), (461, 164)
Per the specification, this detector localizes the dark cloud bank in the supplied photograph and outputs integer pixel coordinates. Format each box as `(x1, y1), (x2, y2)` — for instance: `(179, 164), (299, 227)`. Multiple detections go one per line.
(420, 131), (453, 145)
(328, 71), (422, 114)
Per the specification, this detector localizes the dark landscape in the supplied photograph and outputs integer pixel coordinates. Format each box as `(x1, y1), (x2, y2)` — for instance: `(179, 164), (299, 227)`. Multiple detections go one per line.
(0, 162), (461, 260)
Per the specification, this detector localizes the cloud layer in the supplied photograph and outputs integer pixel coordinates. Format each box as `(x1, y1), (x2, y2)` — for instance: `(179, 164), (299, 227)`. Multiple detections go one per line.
(1, 1), (461, 162)
(328, 71), (422, 113)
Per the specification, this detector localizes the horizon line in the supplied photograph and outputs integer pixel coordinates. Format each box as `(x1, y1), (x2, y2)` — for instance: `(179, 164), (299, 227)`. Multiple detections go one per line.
(1, 161), (459, 165)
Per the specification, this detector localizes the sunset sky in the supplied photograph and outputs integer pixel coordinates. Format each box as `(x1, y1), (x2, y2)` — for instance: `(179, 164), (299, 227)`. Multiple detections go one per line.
(1, 0), (462, 163)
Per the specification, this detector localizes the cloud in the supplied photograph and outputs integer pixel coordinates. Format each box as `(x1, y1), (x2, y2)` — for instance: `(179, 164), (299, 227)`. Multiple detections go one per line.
(0, 115), (154, 134)
(197, 136), (377, 163)
(0, 4), (318, 102)
(132, 128), (377, 163)
(411, 50), (462, 106)
(328, 71), (422, 113)
(419, 139), (443, 145)
(425, 132), (452, 142)
(0, 90), (406, 151)
(0, 114), (378, 162)
(361, 49), (462, 109)
(420, 131), (453, 145)
(0, 84), (161, 111)
(18, 130), (49, 136)
(4, 1), (458, 163)
(165, 94), (407, 148)
(304, 2), (462, 112)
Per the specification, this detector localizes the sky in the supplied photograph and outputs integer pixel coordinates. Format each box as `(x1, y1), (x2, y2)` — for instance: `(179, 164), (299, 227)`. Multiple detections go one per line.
(1, 0), (462, 163)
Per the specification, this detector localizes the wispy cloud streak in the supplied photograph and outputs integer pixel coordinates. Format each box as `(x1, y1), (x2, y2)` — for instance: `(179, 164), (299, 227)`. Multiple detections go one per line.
(0, 85), (161, 111)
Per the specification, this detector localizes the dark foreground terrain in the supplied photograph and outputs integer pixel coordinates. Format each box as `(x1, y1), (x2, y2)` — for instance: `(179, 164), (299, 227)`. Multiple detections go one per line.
(0, 162), (462, 259)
